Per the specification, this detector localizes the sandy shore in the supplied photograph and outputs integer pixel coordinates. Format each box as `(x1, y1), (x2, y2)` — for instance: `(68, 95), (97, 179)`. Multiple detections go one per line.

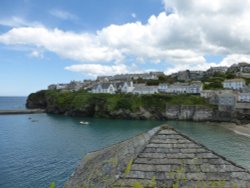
(220, 123), (250, 138)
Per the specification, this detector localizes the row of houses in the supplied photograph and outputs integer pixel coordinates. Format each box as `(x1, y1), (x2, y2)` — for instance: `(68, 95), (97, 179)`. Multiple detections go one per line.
(48, 80), (94, 91)
(201, 89), (250, 110)
(158, 81), (202, 94)
(91, 81), (203, 95)
(97, 72), (165, 82)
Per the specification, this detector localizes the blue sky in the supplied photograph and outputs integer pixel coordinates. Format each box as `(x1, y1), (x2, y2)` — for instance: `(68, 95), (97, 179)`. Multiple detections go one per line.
(1, 0), (250, 96)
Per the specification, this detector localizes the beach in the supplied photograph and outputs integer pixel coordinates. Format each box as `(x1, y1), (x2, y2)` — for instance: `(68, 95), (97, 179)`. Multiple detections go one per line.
(221, 123), (250, 138)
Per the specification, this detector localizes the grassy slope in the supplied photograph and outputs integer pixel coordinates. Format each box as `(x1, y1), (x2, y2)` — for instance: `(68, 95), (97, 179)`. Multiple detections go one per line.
(41, 90), (212, 113)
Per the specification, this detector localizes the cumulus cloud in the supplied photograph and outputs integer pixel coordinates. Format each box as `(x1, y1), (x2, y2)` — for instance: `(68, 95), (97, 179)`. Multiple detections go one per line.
(0, 27), (124, 62)
(65, 63), (130, 77)
(217, 54), (250, 67)
(1, 0), (250, 75)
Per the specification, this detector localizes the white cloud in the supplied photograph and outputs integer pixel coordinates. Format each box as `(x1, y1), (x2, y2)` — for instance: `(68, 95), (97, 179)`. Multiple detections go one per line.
(0, 27), (124, 62)
(65, 63), (130, 77)
(1, 0), (250, 75)
(217, 54), (250, 67)
(0, 17), (42, 27)
(49, 9), (77, 21)
(29, 50), (44, 58)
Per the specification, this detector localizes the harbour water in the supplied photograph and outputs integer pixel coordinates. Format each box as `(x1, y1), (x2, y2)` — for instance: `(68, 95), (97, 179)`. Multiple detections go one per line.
(0, 97), (250, 188)
(0, 97), (27, 110)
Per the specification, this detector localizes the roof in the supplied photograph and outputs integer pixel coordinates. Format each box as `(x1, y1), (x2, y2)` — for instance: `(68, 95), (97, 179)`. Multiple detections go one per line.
(223, 79), (246, 83)
(114, 82), (125, 89)
(64, 126), (250, 188)
(101, 83), (113, 89)
(133, 85), (158, 91)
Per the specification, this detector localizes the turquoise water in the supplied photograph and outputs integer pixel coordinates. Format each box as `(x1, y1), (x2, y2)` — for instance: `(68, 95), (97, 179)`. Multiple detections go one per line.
(0, 98), (250, 188)
(0, 114), (162, 188)
(168, 121), (250, 170)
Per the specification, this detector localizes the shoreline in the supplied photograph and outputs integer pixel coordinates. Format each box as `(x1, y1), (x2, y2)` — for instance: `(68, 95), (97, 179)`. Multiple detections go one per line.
(0, 109), (45, 115)
(219, 122), (250, 138)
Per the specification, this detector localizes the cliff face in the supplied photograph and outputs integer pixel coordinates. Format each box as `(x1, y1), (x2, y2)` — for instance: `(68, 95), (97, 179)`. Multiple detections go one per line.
(26, 90), (47, 109)
(26, 90), (250, 123)
(26, 90), (217, 121)
(164, 105), (213, 121)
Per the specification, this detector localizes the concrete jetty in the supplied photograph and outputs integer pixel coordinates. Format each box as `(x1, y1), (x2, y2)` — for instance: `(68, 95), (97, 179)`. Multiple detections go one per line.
(64, 125), (250, 188)
(0, 109), (45, 115)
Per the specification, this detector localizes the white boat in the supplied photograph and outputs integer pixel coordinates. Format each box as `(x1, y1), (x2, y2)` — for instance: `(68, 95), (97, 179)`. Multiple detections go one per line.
(80, 121), (89, 125)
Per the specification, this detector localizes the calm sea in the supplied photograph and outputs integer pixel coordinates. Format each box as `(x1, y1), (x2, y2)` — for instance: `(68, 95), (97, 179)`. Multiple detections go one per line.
(0, 97), (27, 110)
(0, 97), (250, 188)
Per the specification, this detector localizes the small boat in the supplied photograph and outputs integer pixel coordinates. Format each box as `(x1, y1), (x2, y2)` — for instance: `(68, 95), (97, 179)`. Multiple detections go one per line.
(80, 121), (89, 125)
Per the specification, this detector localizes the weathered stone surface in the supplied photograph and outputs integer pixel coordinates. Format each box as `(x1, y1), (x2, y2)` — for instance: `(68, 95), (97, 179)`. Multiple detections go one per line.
(64, 125), (250, 188)
(64, 126), (161, 188)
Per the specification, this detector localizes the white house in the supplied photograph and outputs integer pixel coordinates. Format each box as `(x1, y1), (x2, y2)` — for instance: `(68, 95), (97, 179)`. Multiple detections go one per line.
(121, 81), (134, 93)
(162, 81), (202, 94)
(186, 82), (203, 94)
(166, 83), (188, 94)
(132, 84), (159, 94)
(238, 93), (250, 103)
(91, 83), (116, 94)
(223, 79), (246, 90)
(158, 83), (169, 93)
(115, 81), (134, 93)
(217, 92), (237, 109)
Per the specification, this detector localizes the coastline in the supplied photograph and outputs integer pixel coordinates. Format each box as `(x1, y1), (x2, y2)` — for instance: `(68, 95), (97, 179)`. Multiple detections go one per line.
(220, 122), (250, 138)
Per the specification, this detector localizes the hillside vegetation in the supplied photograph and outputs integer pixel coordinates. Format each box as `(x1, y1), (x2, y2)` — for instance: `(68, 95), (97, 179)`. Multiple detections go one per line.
(27, 90), (212, 118)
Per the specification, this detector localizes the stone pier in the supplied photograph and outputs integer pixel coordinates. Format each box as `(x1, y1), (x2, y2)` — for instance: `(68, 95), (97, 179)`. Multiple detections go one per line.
(64, 125), (250, 188)
(0, 109), (45, 115)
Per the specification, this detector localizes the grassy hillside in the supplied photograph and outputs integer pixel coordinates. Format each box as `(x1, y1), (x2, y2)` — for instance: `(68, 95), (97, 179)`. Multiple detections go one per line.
(27, 90), (212, 113)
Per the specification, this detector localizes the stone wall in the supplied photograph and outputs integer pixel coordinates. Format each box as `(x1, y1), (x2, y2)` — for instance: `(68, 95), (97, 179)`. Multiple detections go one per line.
(64, 127), (161, 188)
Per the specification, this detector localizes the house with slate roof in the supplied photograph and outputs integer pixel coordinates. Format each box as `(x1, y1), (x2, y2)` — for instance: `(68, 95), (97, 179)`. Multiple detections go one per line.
(223, 79), (246, 90)
(132, 84), (159, 94)
(91, 83), (116, 94)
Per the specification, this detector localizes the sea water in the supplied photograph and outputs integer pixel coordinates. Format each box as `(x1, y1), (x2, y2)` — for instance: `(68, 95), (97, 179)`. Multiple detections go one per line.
(0, 97), (250, 188)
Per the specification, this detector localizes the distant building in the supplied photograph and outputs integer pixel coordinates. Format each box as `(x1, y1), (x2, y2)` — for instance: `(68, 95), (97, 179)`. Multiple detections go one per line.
(238, 93), (250, 103)
(236, 72), (250, 78)
(201, 90), (237, 105)
(166, 83), (189, 94)
(103, 72), (165, 82)
(217, 92), (237, 111)
(91, 83), (116, 94)
(67, 81), (84, 91)
(158, 83), (169, 93)
(223, 79), (246, 90)
(48, 84), (57, 90)
(91, 81), (134, 94)
(206, 66), (228, 75)
(161, 81), (203, 94)
(97, 76), (111, 82)
(114, 81), (134, 93)
(186, 81), (203, 94)
(132, 84), (159, 95)
(170, 70), (191, 81)
(200, 90), (216, 99)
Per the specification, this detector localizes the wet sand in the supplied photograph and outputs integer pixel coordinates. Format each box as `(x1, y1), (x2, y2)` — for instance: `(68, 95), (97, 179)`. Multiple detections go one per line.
(220, 123), (250, 138)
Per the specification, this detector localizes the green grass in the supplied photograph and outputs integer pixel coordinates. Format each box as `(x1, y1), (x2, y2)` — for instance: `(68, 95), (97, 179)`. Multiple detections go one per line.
(28, 90), (213, 116)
